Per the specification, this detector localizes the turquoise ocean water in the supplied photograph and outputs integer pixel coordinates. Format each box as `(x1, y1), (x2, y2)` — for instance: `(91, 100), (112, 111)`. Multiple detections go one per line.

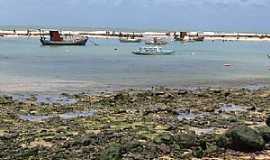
(0, 37), (269, 94)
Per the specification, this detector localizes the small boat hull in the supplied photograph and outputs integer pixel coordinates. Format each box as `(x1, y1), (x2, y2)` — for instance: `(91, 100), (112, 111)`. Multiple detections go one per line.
(132, 50), (174, 55)
(145, 42), (168, 46)
(119, 38), (141, 43)
(132, 46), (174, 55)
(145, 41), (168, 45)
(145, 37), (168, 45)
(183, 36), (205, 42)
(190, 36), (204, 42)
(40, 38), (88, 46)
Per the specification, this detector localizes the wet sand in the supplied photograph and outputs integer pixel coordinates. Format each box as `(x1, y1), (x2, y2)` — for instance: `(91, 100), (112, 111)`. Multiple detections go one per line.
(0, 77), (269, 95)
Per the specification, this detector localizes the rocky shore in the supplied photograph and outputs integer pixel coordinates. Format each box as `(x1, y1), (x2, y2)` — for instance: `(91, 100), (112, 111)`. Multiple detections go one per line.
(1, 87), (270, 159)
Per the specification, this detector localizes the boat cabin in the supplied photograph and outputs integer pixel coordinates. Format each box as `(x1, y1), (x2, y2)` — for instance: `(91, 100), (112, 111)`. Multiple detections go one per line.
(139, 46), (162, 52)
(50, 31), (63, 41)
(133, 46), (174, 55)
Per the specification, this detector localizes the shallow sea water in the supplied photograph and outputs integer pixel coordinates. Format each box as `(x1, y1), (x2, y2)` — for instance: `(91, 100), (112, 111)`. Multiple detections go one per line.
(0, 37), (269, 94)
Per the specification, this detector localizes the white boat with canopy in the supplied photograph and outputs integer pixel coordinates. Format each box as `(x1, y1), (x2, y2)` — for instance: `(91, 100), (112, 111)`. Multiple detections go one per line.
(132, 46), (174, 55)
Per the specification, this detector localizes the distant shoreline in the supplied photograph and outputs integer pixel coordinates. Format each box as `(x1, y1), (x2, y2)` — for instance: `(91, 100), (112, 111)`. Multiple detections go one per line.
(1, 29), (270, 42)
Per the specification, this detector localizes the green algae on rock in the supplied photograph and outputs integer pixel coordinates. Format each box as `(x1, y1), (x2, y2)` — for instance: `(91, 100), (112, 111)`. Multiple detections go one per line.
(0, 88), (270, 159)
(217, 125), (265, 152)
(99, 143), (122, 160)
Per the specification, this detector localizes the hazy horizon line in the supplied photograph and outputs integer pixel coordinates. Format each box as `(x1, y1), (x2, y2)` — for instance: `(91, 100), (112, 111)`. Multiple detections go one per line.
(0, 24), (269, 34)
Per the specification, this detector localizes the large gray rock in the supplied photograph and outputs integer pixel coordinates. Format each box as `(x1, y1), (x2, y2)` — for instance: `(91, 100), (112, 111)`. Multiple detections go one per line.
(153, 132), (174, 145)
(99, 143), (122, 160)
(257, 126), (270, 143)
(217, 126), (265, 152)
(176, 131), (198, 148)
(266, 115), (270, 127)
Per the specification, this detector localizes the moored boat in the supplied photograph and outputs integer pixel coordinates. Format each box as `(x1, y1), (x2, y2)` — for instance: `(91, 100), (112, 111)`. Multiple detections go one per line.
(132, 46), (174, 55)
(40, 30), (88, 46)
(174, 32), (187, 41)
(191, 36), (204, 42)
(180, 36), (205, 43)
(119, 37), (141, 43)
(145, 37), (168, 45)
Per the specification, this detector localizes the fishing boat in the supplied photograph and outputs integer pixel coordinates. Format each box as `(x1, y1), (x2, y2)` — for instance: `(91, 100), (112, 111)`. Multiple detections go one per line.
(192, 36), (204, 42)
(180, 36), (205, 43)
(194, 36), (204, 41)
(132, 46), (174, 55)
(40, 30), (88, 46)
(174, 32), (187, 41)
(119, 37), (141, 43)
(145, 37), (168, 45)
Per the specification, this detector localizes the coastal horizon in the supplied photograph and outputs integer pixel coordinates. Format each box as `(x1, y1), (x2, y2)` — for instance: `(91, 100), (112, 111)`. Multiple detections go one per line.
(2, 25), (270, 34)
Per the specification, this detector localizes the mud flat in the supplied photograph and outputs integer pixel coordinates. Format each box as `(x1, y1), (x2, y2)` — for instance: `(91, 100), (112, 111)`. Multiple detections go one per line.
(0, 87), (270, 159)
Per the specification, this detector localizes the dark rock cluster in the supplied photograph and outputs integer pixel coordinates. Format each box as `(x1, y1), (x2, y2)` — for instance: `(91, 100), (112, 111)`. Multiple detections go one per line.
(0, 87), (270, 159)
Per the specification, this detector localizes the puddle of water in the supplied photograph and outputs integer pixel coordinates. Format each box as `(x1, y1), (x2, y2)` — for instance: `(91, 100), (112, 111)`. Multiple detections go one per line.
(18, 111), (95, 122)
(244, 84), (268, 91)
(18, 115), (52, 122)
(12, 95), (32, 102)
(190, 127), (215, 135)
(178, 111), (197, 121)
(58, 111), (96, 120)
(216, 103), (246, 113)
(12, 94), (77, 105)
(177, 111), (206, 121)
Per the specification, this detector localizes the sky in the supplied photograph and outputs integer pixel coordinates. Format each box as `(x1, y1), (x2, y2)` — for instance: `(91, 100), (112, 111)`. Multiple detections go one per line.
(0, 0), (270, 32)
